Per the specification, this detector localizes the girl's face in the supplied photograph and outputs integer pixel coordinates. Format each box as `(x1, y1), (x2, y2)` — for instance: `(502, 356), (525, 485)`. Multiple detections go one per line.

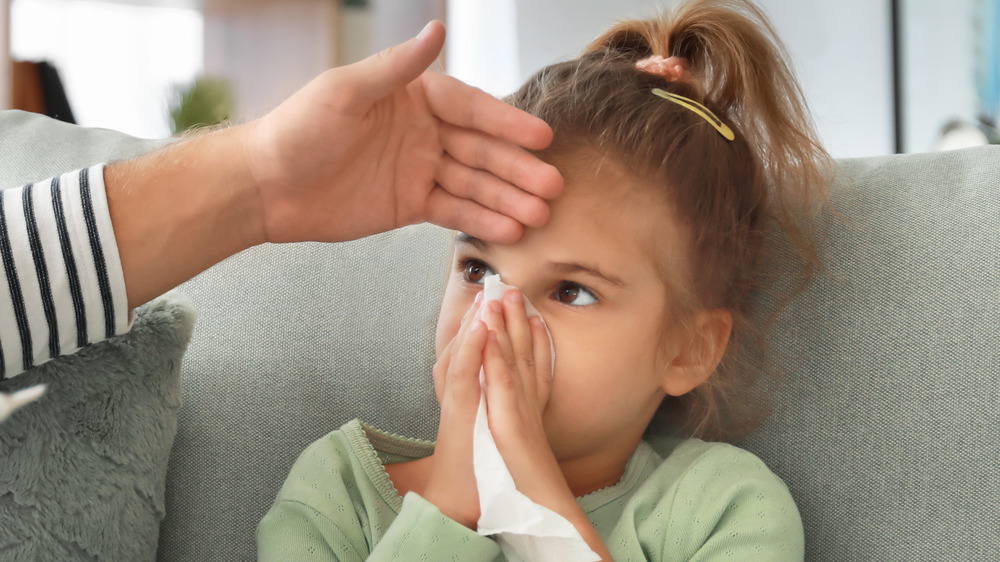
(435, 164), (690, 469)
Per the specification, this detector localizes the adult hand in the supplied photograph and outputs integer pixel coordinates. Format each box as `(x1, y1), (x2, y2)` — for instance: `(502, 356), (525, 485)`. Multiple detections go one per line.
(240, 20), (563, 245)
(106, 21), (562, 309)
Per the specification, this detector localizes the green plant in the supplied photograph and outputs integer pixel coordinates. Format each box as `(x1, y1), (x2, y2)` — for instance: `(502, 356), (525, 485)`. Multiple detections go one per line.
(169, 77), (234, 134)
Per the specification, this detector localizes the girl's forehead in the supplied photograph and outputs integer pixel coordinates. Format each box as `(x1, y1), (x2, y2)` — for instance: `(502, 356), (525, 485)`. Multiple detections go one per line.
(522, 178), (675, 264)
(538, 162), (690, 277)
(548, 161), (674, 236)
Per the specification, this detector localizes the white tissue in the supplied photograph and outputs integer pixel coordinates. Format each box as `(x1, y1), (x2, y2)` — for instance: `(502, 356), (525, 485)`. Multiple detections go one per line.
(474, 275), (600, 562)
(0, 384), (47, 424)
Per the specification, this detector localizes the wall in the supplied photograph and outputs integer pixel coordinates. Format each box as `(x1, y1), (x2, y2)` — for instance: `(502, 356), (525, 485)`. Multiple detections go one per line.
(193, 0), (990, 155)
(450, 0), (897, 158)
(902, 0), (979, 153)
(10, 0), (202, 138)
(756, 0), (894, 157)
(203, 0), (338, 121)
(1, 0), (10, 110)
(202, 0), (446, 120)
(369, 0), (444, 55)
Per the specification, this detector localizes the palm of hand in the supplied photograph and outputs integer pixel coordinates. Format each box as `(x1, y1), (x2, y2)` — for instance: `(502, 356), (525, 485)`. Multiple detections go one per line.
(244, 69), (444, 244)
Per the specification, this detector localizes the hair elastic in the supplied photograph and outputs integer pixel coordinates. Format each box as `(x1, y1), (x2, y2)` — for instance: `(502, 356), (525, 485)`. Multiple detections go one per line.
(636, 55), (691, 83)
(651, 88), (736, 141)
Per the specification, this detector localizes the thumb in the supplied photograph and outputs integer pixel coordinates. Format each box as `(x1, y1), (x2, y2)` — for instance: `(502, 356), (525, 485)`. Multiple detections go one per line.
(348, 20), (445, 104)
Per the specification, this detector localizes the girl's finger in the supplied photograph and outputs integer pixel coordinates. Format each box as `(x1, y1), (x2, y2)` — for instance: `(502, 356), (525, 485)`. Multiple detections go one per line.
(483, 300), (521, 393)
(438, 292), (486, 402)
(462, 290), (485, 328)
(432, 336), (455, 400)
(482, 330), (518, 423)
(448, 291), (485, 362)
(502, 290), (536, 396)
(530, 316), (554, 408)
(433, 288), (479, 398)
(444, 318), (488, 408)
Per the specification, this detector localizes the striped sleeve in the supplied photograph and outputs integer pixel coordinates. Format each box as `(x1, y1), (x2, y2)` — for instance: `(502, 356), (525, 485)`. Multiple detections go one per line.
(0, 164), (132, 380)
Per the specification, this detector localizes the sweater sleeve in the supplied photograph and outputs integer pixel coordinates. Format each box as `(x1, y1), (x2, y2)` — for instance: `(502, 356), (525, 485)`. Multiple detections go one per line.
(369, 493), (502, 561)
(257, 499), (368, 562)
(0, 165), (131, 380)
(257, 492), (502, 561)
(635, 443), (805, 561)
(258, 427), (503, 561)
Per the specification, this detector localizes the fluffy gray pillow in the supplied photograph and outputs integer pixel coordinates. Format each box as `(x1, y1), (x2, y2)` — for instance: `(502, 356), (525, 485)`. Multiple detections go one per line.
(0, 292), (195, 560)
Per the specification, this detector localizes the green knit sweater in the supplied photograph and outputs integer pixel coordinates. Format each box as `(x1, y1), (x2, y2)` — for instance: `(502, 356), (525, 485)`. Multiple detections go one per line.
(257, 420), (803, 561)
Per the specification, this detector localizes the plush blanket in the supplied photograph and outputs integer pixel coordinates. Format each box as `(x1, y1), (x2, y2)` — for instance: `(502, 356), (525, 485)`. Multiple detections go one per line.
(0, 293), (195, 560)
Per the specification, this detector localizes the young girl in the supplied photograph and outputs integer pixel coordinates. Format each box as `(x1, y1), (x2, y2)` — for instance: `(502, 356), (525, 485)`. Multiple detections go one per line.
(257, 0), (830, 559)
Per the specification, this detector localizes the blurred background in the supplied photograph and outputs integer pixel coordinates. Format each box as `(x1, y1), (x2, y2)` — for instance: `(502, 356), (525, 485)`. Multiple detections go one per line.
(0, 0), (997, 157)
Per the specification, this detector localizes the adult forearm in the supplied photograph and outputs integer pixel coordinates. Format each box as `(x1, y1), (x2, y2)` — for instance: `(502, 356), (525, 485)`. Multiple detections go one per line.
(105, 125), (264, 309)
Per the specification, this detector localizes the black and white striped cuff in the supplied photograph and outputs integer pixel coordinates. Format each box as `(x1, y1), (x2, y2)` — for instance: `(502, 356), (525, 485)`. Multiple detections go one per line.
(0, 164), (131, 379)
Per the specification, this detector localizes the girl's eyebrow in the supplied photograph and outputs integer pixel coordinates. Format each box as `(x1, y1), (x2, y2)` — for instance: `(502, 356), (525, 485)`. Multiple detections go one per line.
(456, 233), (626, 288)
(548, 261), (627, 288)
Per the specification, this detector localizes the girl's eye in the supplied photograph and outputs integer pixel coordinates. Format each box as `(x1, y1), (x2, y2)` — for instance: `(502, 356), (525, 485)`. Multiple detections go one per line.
(461, 259), (495, 284)
(553, 282), (597, 306)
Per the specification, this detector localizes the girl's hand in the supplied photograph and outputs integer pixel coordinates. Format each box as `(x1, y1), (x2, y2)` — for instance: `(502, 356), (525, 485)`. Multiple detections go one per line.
(422, 293), (486, 528)
(480, 291), (557, 492)
(481, 293), (614, 561)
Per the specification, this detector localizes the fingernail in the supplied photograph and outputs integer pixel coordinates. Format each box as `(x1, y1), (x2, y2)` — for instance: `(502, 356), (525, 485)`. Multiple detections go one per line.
(474, 291), (484, 307)
(470, 320), (484, 333)
(508, 290), (523, 304)
(530, 316), (545, 329)
(416, 21), (433, 40)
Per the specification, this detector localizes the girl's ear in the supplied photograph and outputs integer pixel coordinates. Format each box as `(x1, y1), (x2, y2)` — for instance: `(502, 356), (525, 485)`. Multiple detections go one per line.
(661, 308), (732, 397)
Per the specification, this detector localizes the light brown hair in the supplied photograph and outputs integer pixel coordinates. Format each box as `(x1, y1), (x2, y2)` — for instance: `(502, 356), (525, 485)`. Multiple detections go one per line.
(505, 0), (832, 442)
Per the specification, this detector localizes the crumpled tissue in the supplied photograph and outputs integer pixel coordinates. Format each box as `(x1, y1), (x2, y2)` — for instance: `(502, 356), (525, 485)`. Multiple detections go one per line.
(474, 274), (600, 562)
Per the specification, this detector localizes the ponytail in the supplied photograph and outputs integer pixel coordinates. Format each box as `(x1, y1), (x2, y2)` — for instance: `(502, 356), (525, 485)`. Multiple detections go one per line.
(589, 0), (831, 265)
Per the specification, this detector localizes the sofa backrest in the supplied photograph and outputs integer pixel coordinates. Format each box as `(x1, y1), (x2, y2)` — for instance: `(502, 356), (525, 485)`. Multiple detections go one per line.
(2, 111), (996, 562)
(739, 148), (1000, 560)
(164, 226), (453, 561)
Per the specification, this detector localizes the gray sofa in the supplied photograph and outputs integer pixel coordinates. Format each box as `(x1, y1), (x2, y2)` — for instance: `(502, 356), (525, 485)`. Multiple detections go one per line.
(1, 111), (997, 561)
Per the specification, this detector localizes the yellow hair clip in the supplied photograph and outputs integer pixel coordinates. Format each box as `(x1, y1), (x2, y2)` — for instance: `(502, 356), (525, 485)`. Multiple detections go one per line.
(651, 88), (735, 141)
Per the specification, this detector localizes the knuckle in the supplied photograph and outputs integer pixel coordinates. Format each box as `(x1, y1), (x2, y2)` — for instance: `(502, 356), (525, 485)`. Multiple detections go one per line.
(475, 136), (490, 168)
(433, 360), (447, 380)
(509, 149), (528, 185)
(506, 357), (520, 375)
(374, 46), (394, 64)
(461, 102), (478, 130)
(466, 169), (482, 197)
(497, 372), (517, 392)
(520, 355), (535, 371)
(491, 182), (507, 213)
